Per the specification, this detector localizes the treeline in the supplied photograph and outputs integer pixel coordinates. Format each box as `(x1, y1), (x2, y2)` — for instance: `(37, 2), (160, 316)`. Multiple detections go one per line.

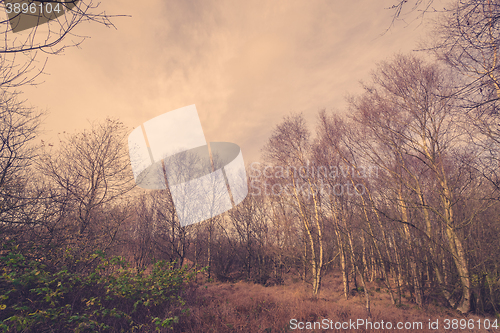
(1, 1), (500, 331)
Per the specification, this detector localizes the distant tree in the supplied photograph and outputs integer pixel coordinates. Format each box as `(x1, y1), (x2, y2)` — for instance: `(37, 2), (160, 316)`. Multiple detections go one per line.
(431, 0), (500, 104)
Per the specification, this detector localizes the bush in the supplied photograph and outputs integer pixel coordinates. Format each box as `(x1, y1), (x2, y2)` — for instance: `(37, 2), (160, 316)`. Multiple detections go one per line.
(0, 245), (198, 332)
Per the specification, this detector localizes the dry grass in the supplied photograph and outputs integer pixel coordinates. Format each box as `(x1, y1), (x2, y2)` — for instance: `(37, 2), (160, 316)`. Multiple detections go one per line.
(170, 273), (499, 333)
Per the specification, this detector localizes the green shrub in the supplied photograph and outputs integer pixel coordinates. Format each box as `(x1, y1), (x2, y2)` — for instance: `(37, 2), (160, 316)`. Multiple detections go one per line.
(0, 245), (199, 332)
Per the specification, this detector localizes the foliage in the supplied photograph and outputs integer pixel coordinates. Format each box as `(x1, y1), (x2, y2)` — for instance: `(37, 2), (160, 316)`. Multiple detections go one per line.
(0, 244), (198, 332)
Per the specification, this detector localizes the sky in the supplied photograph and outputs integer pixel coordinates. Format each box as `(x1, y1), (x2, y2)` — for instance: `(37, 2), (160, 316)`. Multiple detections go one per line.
(17, 0), (443, 163)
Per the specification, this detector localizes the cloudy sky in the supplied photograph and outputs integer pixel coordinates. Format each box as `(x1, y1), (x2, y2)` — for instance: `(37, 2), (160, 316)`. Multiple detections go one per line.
(19, 0), (443, 162)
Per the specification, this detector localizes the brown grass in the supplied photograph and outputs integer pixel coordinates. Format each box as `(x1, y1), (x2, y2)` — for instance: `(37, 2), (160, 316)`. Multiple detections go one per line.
(168, 273), (498, 333)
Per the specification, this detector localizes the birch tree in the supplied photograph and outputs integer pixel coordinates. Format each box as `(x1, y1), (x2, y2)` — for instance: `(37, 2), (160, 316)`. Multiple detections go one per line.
(263, 114), (324, 295)
(346, 54), (480, 312)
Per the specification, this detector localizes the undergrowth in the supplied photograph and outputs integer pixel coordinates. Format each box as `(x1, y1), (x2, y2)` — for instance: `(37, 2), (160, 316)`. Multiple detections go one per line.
(0, 244), (200, 332)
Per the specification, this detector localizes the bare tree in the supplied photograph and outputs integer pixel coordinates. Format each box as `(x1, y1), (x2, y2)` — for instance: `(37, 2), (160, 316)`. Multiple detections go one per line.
(0, 0), (124, 88)
(430, 0), (500, 201)
(344, 54), (488, 313)
(431, 0), (500, 103)
(152, 188), (191, 268)
(263, 114), (324, 295)
(0, 90), (42, 241)
(38, 118), (134, 255)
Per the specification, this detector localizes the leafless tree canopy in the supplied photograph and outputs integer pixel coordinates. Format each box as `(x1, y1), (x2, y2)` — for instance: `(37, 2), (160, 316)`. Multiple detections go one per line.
(2, 2), (500, 331)
(0, 0), (125, 88)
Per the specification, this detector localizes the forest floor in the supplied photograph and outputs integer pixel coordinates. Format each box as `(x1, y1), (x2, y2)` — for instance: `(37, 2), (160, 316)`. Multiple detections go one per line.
(171, 273), (499, 333)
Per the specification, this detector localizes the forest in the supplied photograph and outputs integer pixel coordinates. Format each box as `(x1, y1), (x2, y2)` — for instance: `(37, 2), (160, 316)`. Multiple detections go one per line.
(2, 0), (500, 332)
